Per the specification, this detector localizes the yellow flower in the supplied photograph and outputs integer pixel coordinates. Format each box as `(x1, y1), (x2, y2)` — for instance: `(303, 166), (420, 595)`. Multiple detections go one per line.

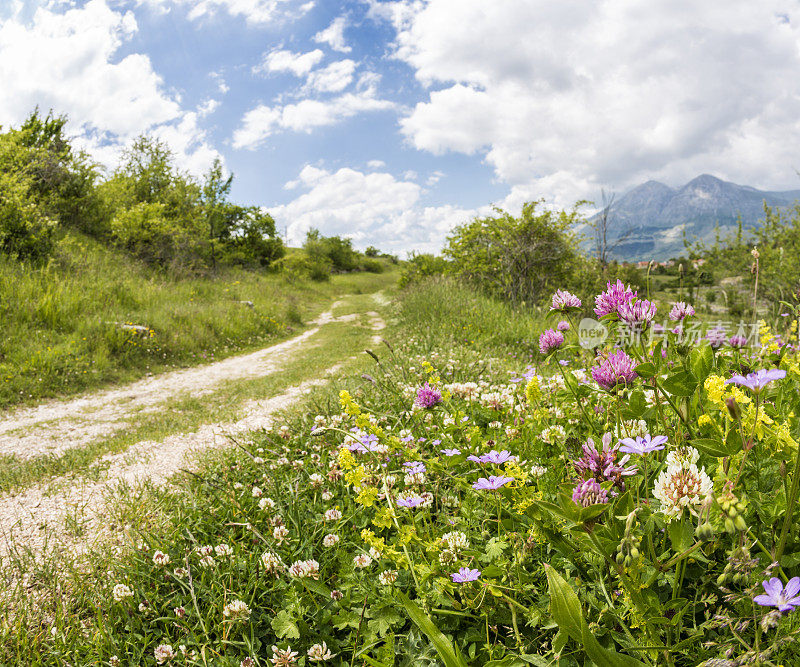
(704, 375), (725, 407)
(698, 414), (713, 427)
(525, 376), (541, 403)
(337, 447), (356, 471)
(356, 487), (378, 507)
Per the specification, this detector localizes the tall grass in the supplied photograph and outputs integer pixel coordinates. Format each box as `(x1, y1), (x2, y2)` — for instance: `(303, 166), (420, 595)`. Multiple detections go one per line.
(0, 231), (396, 408)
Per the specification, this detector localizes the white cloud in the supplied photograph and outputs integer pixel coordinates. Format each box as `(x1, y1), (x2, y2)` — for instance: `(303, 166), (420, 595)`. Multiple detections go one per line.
(197, 98), (220, 117)
(136, 0), (313, 26)
(270, 164), (481, 253)
(257, 48), (324, 76)
(376, 0), (800, 207)
(313, 15), (351, 52)
(367, 159), (385, 168)
(233, 90), (395, 149)
(305, 59), (357, 93)
(0, 0), (221, 175)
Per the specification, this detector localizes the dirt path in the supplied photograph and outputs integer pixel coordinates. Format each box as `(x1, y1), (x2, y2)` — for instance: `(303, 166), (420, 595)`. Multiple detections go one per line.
(0, 295), (387, 565)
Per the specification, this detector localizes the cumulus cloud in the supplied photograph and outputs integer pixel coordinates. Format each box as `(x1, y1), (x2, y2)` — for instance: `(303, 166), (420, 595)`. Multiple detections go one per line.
(313, 15), (351, 52)
(0, 0), (221, 174)
(305, 59), (357, 93)
(136, 0), (313, 25)
(270, 164), (481, 253)
(232, 90), (395, 149)
(257, 48), (325, 76)
(375, 0), (800, 206)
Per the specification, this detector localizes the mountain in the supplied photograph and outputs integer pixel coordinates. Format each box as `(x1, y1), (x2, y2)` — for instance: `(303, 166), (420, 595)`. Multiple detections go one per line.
(589, 174), (800, 261)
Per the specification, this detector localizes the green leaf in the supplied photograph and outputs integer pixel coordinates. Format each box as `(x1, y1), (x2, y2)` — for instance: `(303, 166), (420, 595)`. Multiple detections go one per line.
(635, 362), (657, 379)
(689, 344), (714, 382)
(271, 609), (300, 639)
(668, 519), (694, 552)
(661, 371), (697, 397)
(368, 606), (403, 637)
(691, 437), (735, 458)
(396, 592), (469, 667)
(545, 565), (646, 667)
(625, 390), (647, 419)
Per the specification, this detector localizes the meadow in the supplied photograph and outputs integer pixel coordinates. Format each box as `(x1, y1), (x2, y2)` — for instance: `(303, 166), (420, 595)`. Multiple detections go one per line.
(5, 270), (800, 667)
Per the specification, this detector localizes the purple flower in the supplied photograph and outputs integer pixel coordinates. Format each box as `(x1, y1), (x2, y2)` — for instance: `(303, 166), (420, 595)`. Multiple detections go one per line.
(441, 448), (462, 457)
(594, 280), (637, 318)
(706, 327), (726, 349)
(510, 365), (537, 383)
(467, 454), (483, 463)
(403, 461), (426, 474)
(557, 320), (571, 332)
(571, 479), (609, 507)
(728, 335), (748, 349)
(451, 567), (482, 583)
(619, 434), (668, 455)
(591, 350), (638, 391)
(539, 328), (565, 355)
(725, 369), (787, 393)
(550, 289), (582, 312)
(472, 475), (514, 491)
(396, 495), (425, 508)
(573, 433), (637, 487)
(618, 298), (657, 329)
(415, 383), (442, 409)
(754, 577), (800, 613)
(669, 302), (695, 321)
(480, 450), (516, 465)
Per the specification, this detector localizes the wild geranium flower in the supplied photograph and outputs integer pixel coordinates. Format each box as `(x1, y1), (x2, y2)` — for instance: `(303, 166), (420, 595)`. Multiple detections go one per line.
(591, 350), (638, 391)
(618, 298), (657, 329)
(573, 433), (637, 487)
(479, 450), (516, 464)
(415, 383), (442, 408)
(725, 369), (786, 393)
(451, 567), (481, 583)
(472, 475), (514, 490)
(571, 479), (609, 507)
(653, 461), (712, 519)
(550, 289), (582, 311)
(403, 461), (426, 474)
(396, 495), (425, 508)
(669, 302), (695, 321)
(619, 434), (668, 455)
(441, 448), (461, 456)
(539, 328), (565, 355)
(754, 577), (800, 613)
(594, 280), (637, 318)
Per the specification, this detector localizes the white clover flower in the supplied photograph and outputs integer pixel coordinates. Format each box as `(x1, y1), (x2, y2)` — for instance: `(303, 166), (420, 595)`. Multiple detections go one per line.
(174, 606), (186, 618)
(353, 553), (373, 569)
(273, 526), (289, 543)
(307, 641), (336, 661)
(321, 490), (333, 501)
(112, 584), (133, 602)
(154, 643), (176, 665)
(324, 508), (342, 522)
(152, 551), (170, 567)
(215, 544), (233, 558)
(378, 569), (398, 586)
(109, 656), (120, 666)
(223, 599), (251, 621)
(233, 482), (244, 490)
(665, 446), (700, 468)
(323, 534), (339, 547)
(309, 473), (324, 487)
(259, 497), (276, 511)
(541, 425), (566, 444)
(198, 555), (216, 568)
(196, 545), (214, 557)
(288, 559), (320, 579)
(173, 567), (188, 578)
(404, 472), (425, 486)
(270, 645), (299, 665)
(368, 546), (382, 560)
(441, 531), (469, 552)
(251, 486), (263, 498)
(261, 551), (282, 575)
(653, 461), (713, 519)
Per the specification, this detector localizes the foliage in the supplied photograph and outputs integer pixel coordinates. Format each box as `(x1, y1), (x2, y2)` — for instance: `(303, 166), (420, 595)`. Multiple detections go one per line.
(398, 252), (449, 287)
(0, 170), (56, 261)
(304, 228), (361, 272)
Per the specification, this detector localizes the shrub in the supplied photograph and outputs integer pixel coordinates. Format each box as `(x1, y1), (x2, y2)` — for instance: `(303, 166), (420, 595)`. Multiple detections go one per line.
(360, 258), (385, 273)
(0, 172), (56, 261)
(398, 252), (448, 287)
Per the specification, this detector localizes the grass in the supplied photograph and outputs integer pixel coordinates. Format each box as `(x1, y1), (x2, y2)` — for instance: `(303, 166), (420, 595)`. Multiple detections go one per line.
(0, 231), (398, 409)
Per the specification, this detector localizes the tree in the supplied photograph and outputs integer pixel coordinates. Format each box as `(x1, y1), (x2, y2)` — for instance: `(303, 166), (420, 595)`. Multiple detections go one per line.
(589, 189), (632, 270)
(201, 157), (234, 269)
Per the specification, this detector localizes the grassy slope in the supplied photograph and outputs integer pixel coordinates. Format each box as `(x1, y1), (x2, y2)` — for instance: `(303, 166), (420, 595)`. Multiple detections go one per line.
(0, 231), (397, 409)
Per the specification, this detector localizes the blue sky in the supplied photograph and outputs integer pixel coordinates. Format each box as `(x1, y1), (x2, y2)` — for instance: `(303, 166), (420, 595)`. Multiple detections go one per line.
(2, 0), (800, 253)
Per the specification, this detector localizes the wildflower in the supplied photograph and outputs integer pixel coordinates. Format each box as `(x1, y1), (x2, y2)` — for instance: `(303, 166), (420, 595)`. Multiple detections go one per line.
(223, 600), (251, 621)
(530, 464), (547, 477)
(396, 495), (425, 508)
(653, 461), (712, 519)
(441, 448), (462, 456)
(665, 446), (700, 467)
(309, 473), (324, 487)
(173, 567), (188, 578)
(378, 569), (398, 585)
(112, 584), (133, 602)
(441, 531), (469, 551)
(270, 645), (299, 666)
(321, 490), (333, 501)
(109, 657), (120, 666)
(307, 642), (337, 662)
(619, 434), (668, 455)
(618, 298), (657, 329)
(479, 450), (516, 465)
(725, 369), (787, 393)
(594, 280), (637, 318)
(669, 302), (695, 321)
(550, 289), (582, 311)
(323, 534), (339, 547)
(451, 567), (481, 583)
(591, 350), (638, 391)
(353, 553), (373, 568)
(324, 508), (342, 521)
(574, 433), (637, 486)
(541, 425), (566, 444)
(152, 551), (170, 567)
(472, 475), (513, 490)
(330, 589), (343, 601)
(754, 577), (800, 613)
(261, 551), (282, 575)
(403, 461), (426, 474)
(728, 335), (748, 348)
(539, 328), (565, 355)
(154, 644), (176, 665)
(415, 383), (442, 409)
(252, 486), (263, 498)
(273, 526), (289, 543)
(215, 544), (233, 558)
(706, 327), (726, 349)
(198, 555), (216, 568)
(288, 559), (320, 579)
(174, 606), (186, 618)
(259, 497), (276, 510)
(571, 479), (609, 507)
(241, 659), (256, 667)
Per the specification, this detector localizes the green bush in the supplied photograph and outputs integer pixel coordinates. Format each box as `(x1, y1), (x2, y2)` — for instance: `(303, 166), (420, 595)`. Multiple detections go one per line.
(398, 252), (448, 287)
(360, 258), (385, 273)
(0, 172), (56, 261)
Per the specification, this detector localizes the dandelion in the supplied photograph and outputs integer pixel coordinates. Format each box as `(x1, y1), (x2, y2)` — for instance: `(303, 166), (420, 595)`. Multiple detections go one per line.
(754, 577), (800, 613)
(353, 553), (373, 569)
(591, 350), (638, 391)
(152, 551), (170, 567)
(307, 642), (337, 662)
(571, 479), (609, 507)
(472, 475), (513, 491)
(154, 644), (176, 665)
(451, 567), (481, 583)
(539, 328), (564, 355)
(415, 383), (442, 409)
(270, 645), (299, 666)
(223, 600), (251, 621)
(323, 534), (339, 547)
(378, 569), (398, 585)
(112, 584), (133, 602)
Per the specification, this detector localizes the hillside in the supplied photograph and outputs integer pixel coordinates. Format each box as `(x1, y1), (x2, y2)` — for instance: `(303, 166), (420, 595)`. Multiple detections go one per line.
(591, 174), (800, 260)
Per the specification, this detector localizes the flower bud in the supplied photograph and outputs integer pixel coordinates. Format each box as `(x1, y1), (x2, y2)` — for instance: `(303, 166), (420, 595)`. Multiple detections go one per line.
(725, 396), (741, 420)
(695, 522), (714, 541)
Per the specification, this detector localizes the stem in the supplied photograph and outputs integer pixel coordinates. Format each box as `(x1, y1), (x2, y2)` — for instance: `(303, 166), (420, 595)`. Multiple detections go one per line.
(775, 433), (800, 564)
(507, 601), (522, 646)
